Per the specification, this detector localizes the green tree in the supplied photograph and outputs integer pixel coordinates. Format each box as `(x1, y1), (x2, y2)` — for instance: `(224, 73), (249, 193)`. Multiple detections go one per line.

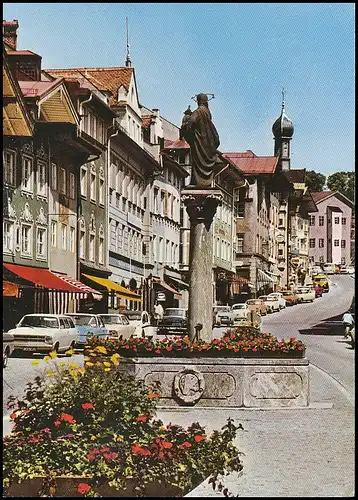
(305, 170), (326, 192)
(326, 171), (355, 203)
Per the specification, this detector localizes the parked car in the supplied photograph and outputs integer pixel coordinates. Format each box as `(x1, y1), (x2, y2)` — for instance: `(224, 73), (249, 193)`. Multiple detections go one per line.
(65, 313), (108, 348)
(3, 331), (15, 368)
(231, 303), (249, 316)
(9, 314), (78, 354)
(312, 274), (329, 293)
(98, 314), (136, 339)
(268, 292), (286, 309)
(311, 266), (323, 276)
(213, 306), (232, 327)
(258, 295), (280, 313)
(322, 263), (335, 275)
(122, 310), (155, 338)
(346, 266), (355, 275)
(281, 290), (298, 306)
(295, 287), (315, 303)
(245, 298), (268, 316)
(157, 308), (188, 336)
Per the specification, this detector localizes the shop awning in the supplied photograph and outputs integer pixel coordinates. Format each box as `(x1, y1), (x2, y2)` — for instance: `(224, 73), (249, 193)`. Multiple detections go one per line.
(3, 263), (89, 294)
(153, 278), (182, 298)
(165, 275), (189, 290)
(3, 280), (19, 297)
(52, 272), (103, 300)
(257, 268), (275, 286)
(83, 274), (142, 301)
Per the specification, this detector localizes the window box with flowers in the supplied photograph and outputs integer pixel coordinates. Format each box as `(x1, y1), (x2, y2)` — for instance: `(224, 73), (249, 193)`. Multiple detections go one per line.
(3, 352), (243, 497)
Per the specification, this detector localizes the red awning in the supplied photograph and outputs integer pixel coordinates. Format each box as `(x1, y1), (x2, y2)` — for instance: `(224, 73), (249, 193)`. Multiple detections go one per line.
(153, 278), (182, 298)
(52, 272), (103, 299)
(3, 264), (86, 293)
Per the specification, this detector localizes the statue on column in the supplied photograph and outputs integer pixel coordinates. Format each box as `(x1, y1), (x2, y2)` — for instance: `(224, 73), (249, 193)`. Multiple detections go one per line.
(180, 93), (220, 188)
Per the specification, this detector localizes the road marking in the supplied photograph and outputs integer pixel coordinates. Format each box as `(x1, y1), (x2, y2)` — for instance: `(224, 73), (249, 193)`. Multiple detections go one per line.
(309, 362), (354, 406)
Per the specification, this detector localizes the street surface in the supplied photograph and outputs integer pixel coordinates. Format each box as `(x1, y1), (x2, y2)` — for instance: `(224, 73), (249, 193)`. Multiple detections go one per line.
(3, 275), (355, 414)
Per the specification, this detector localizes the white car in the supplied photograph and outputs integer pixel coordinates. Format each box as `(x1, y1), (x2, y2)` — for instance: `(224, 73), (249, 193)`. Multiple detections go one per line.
(98, 314), (136, 339)
(295, 287), (315, 303)
(258, 295), (280, 313)
(213, 306), (232, 326)
(123, 310), (156, 338)
(268, 292), (286, 309)
(231, 303), (249, 317)
(9, 314), (78, 354)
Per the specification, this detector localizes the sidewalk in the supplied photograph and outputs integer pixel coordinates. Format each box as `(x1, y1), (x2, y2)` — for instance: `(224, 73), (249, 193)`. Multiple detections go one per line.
(157, 365), (355, 497)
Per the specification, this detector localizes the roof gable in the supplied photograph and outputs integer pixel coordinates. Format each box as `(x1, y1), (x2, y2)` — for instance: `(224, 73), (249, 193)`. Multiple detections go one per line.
(222, 152), (278, 175)
(311, 190), (354, 208)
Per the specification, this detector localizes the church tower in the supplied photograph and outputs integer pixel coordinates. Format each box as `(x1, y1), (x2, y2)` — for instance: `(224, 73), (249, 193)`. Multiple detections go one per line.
(272, 89), (294, 171)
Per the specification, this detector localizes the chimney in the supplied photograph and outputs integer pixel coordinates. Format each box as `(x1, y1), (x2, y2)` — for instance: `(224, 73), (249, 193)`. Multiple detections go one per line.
(152, 108), (160, 118)
(3, 19), (19, 50)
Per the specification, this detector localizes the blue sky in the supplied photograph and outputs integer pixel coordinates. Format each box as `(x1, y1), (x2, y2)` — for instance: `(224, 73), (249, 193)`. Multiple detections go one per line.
(4, 3), (355, 176)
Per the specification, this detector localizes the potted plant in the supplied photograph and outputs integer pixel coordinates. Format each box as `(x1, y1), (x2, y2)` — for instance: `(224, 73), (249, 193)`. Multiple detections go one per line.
(3, 352), (243, 497)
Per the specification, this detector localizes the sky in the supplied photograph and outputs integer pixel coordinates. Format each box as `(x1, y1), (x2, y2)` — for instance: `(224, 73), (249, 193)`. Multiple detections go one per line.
(3, 3), (355, 176)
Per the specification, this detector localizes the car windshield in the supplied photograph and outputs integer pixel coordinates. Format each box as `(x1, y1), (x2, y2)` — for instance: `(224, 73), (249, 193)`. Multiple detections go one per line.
(99, 315), (123, 325)
(18, 316), (59, 328)
(215, 306), (231, 313)
(125, 313), (142, 321)
(163, 309), (186, 317)
(259, 296), (267, 300)
(67, 315), (95, 326)
(266, 297), (276, 301)
(232, 304), (246, 309)
(246, 300), (259, 305)
(282, 292), (293, 296)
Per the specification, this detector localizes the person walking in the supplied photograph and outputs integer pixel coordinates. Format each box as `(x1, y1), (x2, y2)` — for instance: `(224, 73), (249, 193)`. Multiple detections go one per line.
(342, 311), (354, 339)
(154, 302), (164, 326)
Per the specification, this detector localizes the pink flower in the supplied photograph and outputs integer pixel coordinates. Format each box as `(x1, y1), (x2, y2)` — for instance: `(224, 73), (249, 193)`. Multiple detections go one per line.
(81, 403), (94, 410)
(54, 421), (61, 427)
(77, 483), (91, 495)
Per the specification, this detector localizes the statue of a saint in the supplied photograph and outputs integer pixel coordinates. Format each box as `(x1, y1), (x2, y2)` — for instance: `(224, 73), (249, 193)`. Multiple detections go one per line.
(180, 93), (220, 188)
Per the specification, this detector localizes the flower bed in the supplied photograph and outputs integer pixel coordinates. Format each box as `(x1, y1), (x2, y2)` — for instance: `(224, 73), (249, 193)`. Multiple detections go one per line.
(3, 353), (243, 497)
(85, 326), (306, 358)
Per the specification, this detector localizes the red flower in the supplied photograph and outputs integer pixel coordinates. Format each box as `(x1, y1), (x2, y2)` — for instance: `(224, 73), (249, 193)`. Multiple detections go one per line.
(165, 345), (173, 352)
(9, 412), (17, 420)
(28, 437), (41, 443)
(87, 454), (96, 462)
(194, 435), (207, 442)
(54, 421), (61, 427)
(103, 452), (118, 460)
(147, 392), (160, 399)
(297, 346), (304, 351)
(161, 441), (173, 449)
(81, 403), (94, 410)
(77, 483), (91, 495)
(178, 441), (192, 449)
(59, 413), (76, 424)
(155, 349), (161, 354)
(136, 414), (148, 423)
(131, 443), (151, 456)
(41, 427), (51, 434)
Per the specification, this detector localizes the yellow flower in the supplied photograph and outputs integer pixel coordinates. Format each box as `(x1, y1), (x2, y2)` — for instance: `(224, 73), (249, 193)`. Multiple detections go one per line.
(84, 356), (90, 362)
(49, 351), (57, 359)
(85, 362), (94, 367)
(65, 349), (74, 356)
(59, 362), (66, 367)
(46, 370), (57, 377)
(69, 370), (79, 377)
(159, 425), (166, 431)
(103, 361), (111, 367)
(90, 435), (97, 441)
(110, 353), (120, 365)
(32, 360), (40, 366)
(69, 362), (78, 369)
(116, 435), (124, 442)
(43, 356), (50, 362)
(104, 368), (111, 372)
(95, 346), (108, 354)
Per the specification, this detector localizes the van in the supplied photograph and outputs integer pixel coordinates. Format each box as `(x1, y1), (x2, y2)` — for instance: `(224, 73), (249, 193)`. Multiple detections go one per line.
(322, 263), (335, 274)
(312, 274), (329, 292)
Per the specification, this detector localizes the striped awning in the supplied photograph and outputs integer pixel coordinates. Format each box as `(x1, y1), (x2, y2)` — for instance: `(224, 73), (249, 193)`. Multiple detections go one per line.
(52, 273), (103, 300)
(257, 269), (275, 286)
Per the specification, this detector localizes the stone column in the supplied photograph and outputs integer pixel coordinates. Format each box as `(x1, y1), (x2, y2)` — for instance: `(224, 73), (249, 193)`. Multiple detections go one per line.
(181, 188), (223, 342)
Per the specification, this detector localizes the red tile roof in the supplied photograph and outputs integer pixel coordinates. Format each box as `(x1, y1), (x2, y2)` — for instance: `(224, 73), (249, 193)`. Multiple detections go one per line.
(44, 67), (133, 106)
(222, 152), (278, 175)
(163, 138), (190, 150)
(310, 191), (333, 203)
(6, 49), (41, 57)
(18, 79), (62, 97)
(141, 115), (153, 129)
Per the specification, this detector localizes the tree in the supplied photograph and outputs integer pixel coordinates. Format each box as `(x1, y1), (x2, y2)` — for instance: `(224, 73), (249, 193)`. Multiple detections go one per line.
(305, 170), (326, 192)
(326, 171), (355, 203)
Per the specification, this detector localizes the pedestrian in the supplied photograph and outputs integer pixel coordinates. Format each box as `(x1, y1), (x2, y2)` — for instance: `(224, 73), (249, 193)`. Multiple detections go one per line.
(154, 302), (164, 326)
(342, 311), (354, 339)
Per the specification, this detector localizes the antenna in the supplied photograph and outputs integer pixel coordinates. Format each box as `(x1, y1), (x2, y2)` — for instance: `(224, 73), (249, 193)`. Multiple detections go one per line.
(282, 87), (285, 110)
(125, 17), (132, 67)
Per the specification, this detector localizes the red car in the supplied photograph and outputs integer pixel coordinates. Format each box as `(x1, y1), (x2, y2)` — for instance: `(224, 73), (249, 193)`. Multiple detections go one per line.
(313, 284), (323, 298)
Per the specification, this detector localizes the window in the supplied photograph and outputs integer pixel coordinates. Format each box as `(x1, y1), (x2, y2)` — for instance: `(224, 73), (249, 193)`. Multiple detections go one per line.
(319, 255), (324, 263)
(109, 188), (113, 205)
(4, 150), (15, 186)
(122, 197), (126, 212)
(99, 178), (104, 205)
(69, 173), (75, 199)
(60, 168), (66, 195)
(342, 218), (347, 225)
(116, 192), (120, 208)
(36, 228), (46, 258)
(80, 167), (87, 197)
(69, 227), (75, 253)
(50, 221), (57, 247)
(309, 215), (315, 226)
(278, 218), (284, 226)
(334, 217), (340, 224)
(341, 240), (346, 248)
(61, 224), (67, 250)
(319, 239), (324, 248)
(309, 238), (315, 248)
(80, 230), (86, 259)
(237, 234), (244, 253)
(90, 173), (96, 201)
(22, 156), (33, 192)
(334, 239), (339, 246)
(99, 236), (104, 264)
(3, 221), (13, 252)
(37, 161), (46, 196)
(21, 224), (32, 255)
(319, 216), (324, 226)
(51, 163), (57, 190)
(89, 234), (95, 262)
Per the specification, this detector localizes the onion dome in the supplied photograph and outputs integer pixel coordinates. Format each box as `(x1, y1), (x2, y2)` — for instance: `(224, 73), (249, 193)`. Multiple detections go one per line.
(272, 89), (294, 138)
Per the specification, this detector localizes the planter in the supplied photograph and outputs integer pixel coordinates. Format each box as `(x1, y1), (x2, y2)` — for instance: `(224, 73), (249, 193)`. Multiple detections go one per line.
(114, 349), (305, 358)
(119, 356), (310, 409)
(4, 475), (188, 497)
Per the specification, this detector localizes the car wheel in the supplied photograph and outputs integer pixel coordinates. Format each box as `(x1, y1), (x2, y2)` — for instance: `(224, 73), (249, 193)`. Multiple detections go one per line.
(52, 342), (60, 354)
(310, 299), (314, 302)
(3, 348), (9, 368)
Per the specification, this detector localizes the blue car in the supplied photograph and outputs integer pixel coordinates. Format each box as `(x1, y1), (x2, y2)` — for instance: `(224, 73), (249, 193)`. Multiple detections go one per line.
(65, 313), (108, 348)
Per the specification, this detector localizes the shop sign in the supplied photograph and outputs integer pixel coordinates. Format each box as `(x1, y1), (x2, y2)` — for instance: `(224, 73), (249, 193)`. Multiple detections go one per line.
(157, 292), (166, 302)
